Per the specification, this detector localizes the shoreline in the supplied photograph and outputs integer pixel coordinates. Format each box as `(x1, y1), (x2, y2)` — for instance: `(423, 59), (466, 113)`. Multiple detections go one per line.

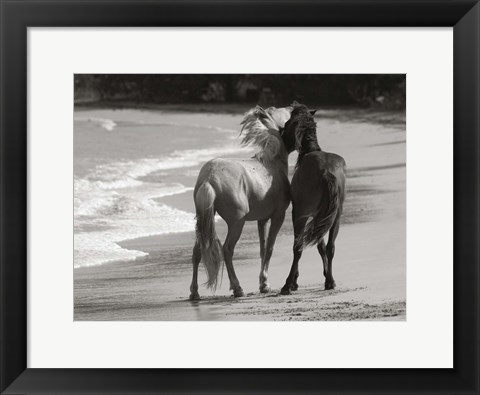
(74, 217), (406, 321)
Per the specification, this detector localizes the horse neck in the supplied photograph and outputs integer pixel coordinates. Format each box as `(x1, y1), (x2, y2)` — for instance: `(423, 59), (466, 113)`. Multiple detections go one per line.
(301, 131), (321, 153)
(257, 146), (289, 175)
(297, 129), (321, 164)
(273, 146), (290, 175)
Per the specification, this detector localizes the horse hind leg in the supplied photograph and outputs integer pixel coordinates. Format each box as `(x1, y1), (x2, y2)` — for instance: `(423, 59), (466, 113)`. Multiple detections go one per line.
(223, 219), (246, 297)
(280, 213), (308, 295)
(317, 238), (328, 283)
(189, 241), (202, 300)
(325, 215), (341, 290)
(259, 212), (285, 293)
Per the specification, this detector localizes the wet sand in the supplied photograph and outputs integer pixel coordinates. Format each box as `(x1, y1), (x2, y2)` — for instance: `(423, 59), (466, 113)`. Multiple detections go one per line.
(74, 108), (406, 321)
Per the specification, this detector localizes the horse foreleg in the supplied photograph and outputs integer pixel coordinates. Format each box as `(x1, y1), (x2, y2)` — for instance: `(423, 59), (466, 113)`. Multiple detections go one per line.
(259, 212), (285, 293)
(325, 215), (341, 290)
(223, 219), (246, 297)
(257, 219), (267, 264)
(189, 241), (202, 300)
(280, 214), (308, 295)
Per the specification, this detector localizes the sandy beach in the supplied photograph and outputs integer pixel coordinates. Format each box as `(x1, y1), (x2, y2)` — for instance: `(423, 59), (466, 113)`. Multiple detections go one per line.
(74, 106), (406, 321)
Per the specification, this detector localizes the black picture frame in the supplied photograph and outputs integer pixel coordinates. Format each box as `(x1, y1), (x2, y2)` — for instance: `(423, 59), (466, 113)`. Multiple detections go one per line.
(1, 1), (479, 394)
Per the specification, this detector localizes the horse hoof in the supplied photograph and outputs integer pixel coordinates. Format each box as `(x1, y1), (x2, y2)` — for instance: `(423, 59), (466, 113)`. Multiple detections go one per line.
(291, 283), (299, 291)
(324, 281), (336, 290)
(233, 288), (245, 298)
(259, 284), (271, 293)
(280, 286), (292, 295)
(189, 292), (200, 301)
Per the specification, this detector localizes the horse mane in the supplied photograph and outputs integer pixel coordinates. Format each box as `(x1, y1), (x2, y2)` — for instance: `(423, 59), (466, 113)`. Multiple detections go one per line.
(289, 103), (321, 167)
(240, 106), (285, 164)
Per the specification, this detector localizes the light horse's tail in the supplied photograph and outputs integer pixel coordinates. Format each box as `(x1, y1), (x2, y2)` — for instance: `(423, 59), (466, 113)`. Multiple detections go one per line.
(194, 182), (223, 291)
(300, 172), (341, 248)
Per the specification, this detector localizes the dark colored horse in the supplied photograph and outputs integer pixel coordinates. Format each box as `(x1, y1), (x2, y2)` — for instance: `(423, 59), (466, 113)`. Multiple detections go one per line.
(280, 103), (346, 294)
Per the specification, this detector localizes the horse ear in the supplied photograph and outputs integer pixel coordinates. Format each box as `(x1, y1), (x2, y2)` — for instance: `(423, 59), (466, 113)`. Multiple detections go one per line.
(309, 109), (317, 116)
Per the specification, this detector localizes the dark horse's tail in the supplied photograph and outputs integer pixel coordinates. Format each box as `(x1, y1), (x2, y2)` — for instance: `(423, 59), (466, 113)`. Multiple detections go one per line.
(194, 182), (224, 291)
(300, 171), (341, 248)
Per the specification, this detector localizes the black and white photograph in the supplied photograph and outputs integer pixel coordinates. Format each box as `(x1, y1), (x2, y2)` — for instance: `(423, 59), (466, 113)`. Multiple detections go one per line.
(74, 74), (406, 321)
(5, 0), (480, 390)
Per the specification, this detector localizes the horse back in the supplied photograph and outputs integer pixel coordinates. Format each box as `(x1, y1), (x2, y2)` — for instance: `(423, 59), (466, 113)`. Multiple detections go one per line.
(291, 151), (346, 215)
(196, 158), (290, 222)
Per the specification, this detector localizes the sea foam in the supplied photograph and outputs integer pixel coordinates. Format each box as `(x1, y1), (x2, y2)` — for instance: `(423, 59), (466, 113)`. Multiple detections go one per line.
(74, 144), (247, 268)
(74, 117), (117, 131)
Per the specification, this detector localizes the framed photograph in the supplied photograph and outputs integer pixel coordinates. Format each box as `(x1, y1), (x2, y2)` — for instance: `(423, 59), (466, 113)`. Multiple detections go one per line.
(1, 1), (479, 394)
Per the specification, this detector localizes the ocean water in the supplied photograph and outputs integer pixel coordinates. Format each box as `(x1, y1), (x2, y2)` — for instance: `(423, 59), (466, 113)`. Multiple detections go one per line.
(74, 109), (249, 268)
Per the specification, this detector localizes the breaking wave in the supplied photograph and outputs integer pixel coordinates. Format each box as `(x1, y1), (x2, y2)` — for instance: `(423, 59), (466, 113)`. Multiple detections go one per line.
(74, 145), (246, 268)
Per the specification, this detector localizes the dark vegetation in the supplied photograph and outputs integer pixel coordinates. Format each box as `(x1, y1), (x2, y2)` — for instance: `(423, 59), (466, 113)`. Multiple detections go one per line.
(74, 74), (405, 109)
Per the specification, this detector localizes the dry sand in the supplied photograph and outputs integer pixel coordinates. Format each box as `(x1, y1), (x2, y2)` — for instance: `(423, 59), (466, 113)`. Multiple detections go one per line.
(74, 108), (406, 321)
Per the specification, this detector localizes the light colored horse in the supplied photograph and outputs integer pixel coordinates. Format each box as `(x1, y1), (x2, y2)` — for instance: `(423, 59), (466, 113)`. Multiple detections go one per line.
(190, 106), (293, 300)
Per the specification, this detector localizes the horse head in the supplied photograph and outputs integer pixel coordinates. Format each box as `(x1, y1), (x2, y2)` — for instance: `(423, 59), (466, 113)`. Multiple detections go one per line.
(281, 102), (318, 154)
(265, 106), (293, 130)
(240, 105), (293, 163)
